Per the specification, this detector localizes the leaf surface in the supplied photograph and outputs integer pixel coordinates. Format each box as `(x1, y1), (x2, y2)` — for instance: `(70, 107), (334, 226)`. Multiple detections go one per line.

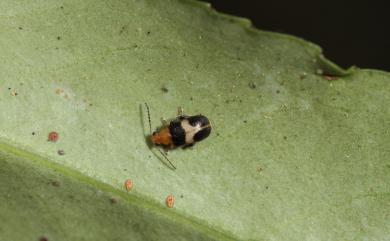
(0, 0), (389, 240)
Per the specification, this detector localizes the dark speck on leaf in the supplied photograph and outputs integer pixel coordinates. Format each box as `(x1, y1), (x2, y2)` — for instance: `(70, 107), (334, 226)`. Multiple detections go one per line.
(147, 31), (151, 35)
(283, 136), (287, 140)
(57, 36), (61, 40)
(60, 6), (63, 9)
(39, 236), (48, 241)
(132, 223), (141, 231)
(248, 82), (256, 89)
(265, 186), (269, 190)
(8, 87), (11, 90)
(276, 90), (280, 94)
(58, 149), (65, 155)
(32, 132), (35, 136)
(161, 86), (168, 93)
(51, 180), (60, 187)
(243, 120), (247, 123)
(119, 25), (126, 34)
(110, 197), (118, 204)
(18, 26), (23, 30)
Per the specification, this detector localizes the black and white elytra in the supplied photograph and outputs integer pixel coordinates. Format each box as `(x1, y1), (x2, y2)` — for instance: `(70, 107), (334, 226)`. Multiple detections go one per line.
(145, 103), (212, 169)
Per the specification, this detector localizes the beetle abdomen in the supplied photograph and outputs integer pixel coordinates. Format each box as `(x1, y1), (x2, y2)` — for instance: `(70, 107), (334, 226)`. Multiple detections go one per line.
(169, 115), (211, 147)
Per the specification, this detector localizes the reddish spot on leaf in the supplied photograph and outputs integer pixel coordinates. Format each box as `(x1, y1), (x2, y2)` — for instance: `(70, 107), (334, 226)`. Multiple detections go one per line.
(323, 75), (338, 81)
(48, 132), (59, 142)
(166, 194), (174, 208)
(124, 179), (133, 191)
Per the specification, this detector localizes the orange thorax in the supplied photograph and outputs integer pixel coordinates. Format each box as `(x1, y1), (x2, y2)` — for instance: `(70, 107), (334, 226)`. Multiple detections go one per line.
(151, 127), (172, 146)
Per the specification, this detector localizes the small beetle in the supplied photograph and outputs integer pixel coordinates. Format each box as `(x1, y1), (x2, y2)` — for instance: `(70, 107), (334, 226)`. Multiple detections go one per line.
(145, 103), (212, 169)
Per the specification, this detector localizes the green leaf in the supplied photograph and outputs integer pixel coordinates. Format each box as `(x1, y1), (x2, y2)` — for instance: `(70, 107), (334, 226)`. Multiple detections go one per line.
(0, 0), (389, 240)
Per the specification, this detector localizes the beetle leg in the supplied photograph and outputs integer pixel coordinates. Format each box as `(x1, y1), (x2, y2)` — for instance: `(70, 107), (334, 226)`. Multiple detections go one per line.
(177, 107), (184, 116)
(160, 117), (168, 125)
(182, 143), (195, 149)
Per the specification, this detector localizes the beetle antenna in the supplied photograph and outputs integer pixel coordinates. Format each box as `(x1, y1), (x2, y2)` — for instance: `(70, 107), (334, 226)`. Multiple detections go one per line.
(157, 148), (176, 170)
(145, 102), (152, 134)
(145, 103), (176, 170)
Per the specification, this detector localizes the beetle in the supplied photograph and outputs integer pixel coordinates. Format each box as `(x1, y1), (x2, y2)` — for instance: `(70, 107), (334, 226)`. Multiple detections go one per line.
(144, 103), (212, 169)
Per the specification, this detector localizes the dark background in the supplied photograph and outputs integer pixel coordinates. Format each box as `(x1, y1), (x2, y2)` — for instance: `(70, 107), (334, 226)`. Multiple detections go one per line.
(198, 0), (389, 71)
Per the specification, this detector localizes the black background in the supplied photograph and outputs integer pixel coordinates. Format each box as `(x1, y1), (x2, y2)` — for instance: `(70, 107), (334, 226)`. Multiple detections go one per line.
(198, 0), (389, 71)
